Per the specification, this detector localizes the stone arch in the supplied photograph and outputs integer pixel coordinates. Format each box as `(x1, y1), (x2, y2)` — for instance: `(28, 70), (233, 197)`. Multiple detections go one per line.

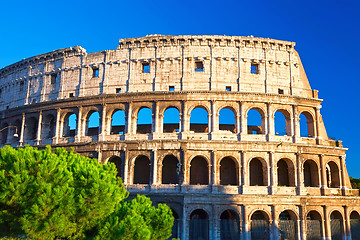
(163, 107), (180, 133)
(190, 106), (209, 133)
(299, 111), (315, 138)
(189, 209), (209, 240)
(219, 107), (236, 133)
(277, 158), (295, 187)
(250, 210), (270, 240)
(247, 107), (265, 134)
(25, 117), (38, 140)
(110, 109), (125, 135)
(306, 210), (323, 240)
(169, 208), (181, 239)
(85, 110), (100, 136)
(133, 155), (151, 184)
(63, 112), (77, 137)
(41, 113), (56, 139)
(303, 159), (320, 187)
(161, 154), (179, 184)
(350, 211), (360, 239)
(278, 210), (298, 240)
(249, 158), (267, 186)
(330, 210), (344, 240)
(274, 109), (291, 136)
(220, 157), (238, 186)
(136, 107), (152, 134)
(190, 156), (209, 185)
(220, 209), (240, 240)
(326, 161), (340, 188)
(107, 155), (123, 179)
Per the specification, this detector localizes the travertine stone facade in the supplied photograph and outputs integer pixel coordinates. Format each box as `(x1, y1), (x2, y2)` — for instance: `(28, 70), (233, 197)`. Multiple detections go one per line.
(0, 35), (359, 240)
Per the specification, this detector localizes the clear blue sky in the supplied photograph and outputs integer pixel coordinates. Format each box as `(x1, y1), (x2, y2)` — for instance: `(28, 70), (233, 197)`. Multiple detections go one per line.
(1, 0), (360, 177)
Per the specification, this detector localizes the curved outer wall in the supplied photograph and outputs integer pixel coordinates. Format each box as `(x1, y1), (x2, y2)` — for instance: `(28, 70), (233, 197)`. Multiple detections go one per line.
(0, 35), (359, 240)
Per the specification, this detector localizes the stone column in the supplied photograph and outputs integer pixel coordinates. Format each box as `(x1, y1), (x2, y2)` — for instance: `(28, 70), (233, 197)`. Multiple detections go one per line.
(211, 151), (217, 185)
(267, 103), (275, 138)
(271, 205), (279, 240)
(298, 205), (306, 240)
(242, 205), (250, 240)
(54, 108), (61, 144)
(125, 102), (133, 136)
(293, 105), (300, 143)
(344, 206), (351, 240)
(100, 104), (107, 141)
(153, 102), (160, 136)
(240, 102), (247, 138)
(319, 154), (327, 193)
(211, 101), (218, 133)
(269, 151), (276, 194)
(340, 155), (347, 194)
(36, 111), (43, 145)
(296, 153), (305, 195)
(323, 205), (331, 240)
(241, 151), (248, 193)
(315, 105), (322, 143)
(181, 101), (190, 138)
(151, 149), (158, 186)
(19, 113), (26, 146)
(75, 107), (83, 142)
(123, 148), (129, 185)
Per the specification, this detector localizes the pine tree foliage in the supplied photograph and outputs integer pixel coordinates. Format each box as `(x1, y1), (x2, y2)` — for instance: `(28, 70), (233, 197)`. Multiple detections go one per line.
(0, 145), (174, 239)
(350, 177), (360, 189)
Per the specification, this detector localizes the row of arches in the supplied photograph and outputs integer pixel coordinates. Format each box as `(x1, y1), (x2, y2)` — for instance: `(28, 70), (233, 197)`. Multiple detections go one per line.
(59, 107), (314, 137)
(108, 154), (341, 189)
(184, 208), (360, 240)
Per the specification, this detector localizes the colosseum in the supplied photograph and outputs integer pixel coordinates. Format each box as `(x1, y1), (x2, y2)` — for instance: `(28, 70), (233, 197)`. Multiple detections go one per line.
(0, 34), (359, 240)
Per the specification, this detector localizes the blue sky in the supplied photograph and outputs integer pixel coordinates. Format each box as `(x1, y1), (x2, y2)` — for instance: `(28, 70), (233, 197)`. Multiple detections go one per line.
(1, 0), (360, 177)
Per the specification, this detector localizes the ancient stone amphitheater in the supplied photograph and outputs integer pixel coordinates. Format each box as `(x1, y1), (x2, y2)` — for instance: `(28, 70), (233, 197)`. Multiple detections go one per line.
(0, 35), (359, 240)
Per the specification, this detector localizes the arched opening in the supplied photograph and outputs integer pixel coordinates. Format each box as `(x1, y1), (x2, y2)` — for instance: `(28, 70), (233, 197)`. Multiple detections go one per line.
(299, 111), (315, 138)
(25, 117), (38, 140)
(249, 158), (266, 186)
(247, 108), (264, 134)
(277, 159), (295, 187)
(133, 155), (150, 184)
(162, 155), (179, 184)
(86, 111), (100, 136)
(163, 107), (180, 133)
(251, 210), (270, 240)
(330, 211), (343, 240)
(326, 161), (340, 188)
(111, 110), (125, 135)
(279, 210), (297, 240)
(41, 114), (56, 139)
(189, 209), (209, 240)
(220, 209), (240, 240)
(306, 211), (322, 240)
(137, 107), (152, 134)
(0, 123), (8, 144)
(274, 110), (291, 136)
(350, 211), (360, 239)
(108, 156), (123, 179)
(63, 113), (77, 137)
(220, 157), (237, 185)
(169, 209), (180, 240)
(219, 108), (236, 133)
(190, 107), (209, 133)
(190, 156), (209, 185)
(304, 160), (319, 187)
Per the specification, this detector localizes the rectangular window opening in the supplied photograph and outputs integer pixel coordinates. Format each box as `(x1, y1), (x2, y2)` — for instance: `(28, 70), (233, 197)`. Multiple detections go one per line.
(251, 63), (259, 74)
(226, 86), (231, 91)
(169, 86), (175, 91)
(195, 61), (204, 72)
(116, 88), (121, 93)
(51, 73), (57, 84)
(69, 93), (74, 98)
(92, 67), (99, 78)
(278, 88), (284, 94)
(142, 62), (150, 73)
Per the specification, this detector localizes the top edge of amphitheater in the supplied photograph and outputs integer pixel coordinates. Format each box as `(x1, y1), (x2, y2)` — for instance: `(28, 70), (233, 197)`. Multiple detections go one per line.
(118, 34), (296, 47)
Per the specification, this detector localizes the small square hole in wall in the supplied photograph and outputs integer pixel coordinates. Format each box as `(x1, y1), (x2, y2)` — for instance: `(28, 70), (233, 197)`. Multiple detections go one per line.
(32, 99), (36, 104)
(278, 88), (284, 94)
(92, 67), (99, 78)
(51, 73), (57, 84)
(142, 62), (150, 73)
(6, 106), (9, 109)
(226, 86), (231, 91)
(169, 86), (175, 91)
(195, 61), (204, 72)
(116, 88), (121, 93)
(251, 63), (259, 74)
(69, 93), (74, 98)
